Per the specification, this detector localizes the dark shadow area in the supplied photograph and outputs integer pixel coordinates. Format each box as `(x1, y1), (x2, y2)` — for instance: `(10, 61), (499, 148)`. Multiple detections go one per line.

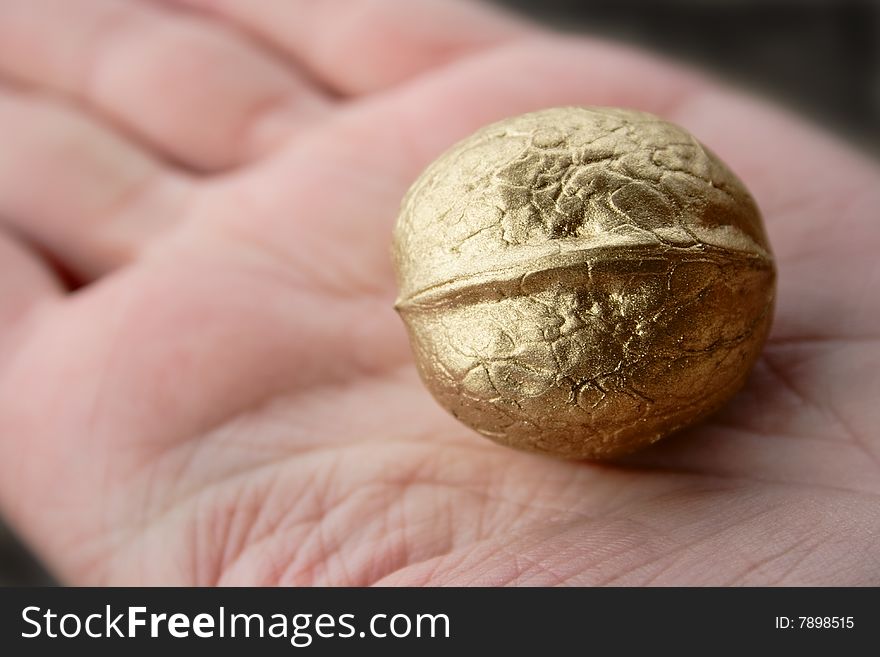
(492, 0), (879, 153)
(0, 523), (53, 586)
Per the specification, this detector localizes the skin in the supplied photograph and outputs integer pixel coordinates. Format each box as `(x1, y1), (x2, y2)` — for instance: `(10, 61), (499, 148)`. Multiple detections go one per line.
(0, 0), (878, 586)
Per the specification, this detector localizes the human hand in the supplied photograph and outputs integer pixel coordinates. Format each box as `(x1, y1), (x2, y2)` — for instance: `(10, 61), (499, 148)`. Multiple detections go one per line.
(0, 0), (877, 585)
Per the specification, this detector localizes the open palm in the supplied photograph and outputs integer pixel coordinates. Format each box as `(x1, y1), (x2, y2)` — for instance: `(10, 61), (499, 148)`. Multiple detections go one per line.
(0, 0), (878, 585)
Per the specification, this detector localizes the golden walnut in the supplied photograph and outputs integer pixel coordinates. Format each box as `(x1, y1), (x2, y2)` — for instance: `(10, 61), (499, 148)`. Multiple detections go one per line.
(392, 107), (775, 459)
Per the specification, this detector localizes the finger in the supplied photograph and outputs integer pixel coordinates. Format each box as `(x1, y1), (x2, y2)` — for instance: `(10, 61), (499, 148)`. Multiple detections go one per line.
(0, 87), (194, 279)
(0, 233), (61, 347)
(164, 0), (533, 95)
(0, 0), (331, 171)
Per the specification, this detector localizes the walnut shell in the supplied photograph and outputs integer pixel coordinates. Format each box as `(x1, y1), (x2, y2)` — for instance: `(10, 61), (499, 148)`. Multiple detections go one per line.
(392, 107), (775, 459)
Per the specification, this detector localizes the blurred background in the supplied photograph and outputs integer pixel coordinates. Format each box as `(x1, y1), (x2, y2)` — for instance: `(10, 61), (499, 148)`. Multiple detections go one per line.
(494, 0), (879, 153)
(1, 0), (877, 585)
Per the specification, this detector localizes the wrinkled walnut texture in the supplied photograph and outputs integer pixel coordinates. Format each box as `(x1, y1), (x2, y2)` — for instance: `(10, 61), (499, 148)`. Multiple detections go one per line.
(393, 107), (775, 459)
